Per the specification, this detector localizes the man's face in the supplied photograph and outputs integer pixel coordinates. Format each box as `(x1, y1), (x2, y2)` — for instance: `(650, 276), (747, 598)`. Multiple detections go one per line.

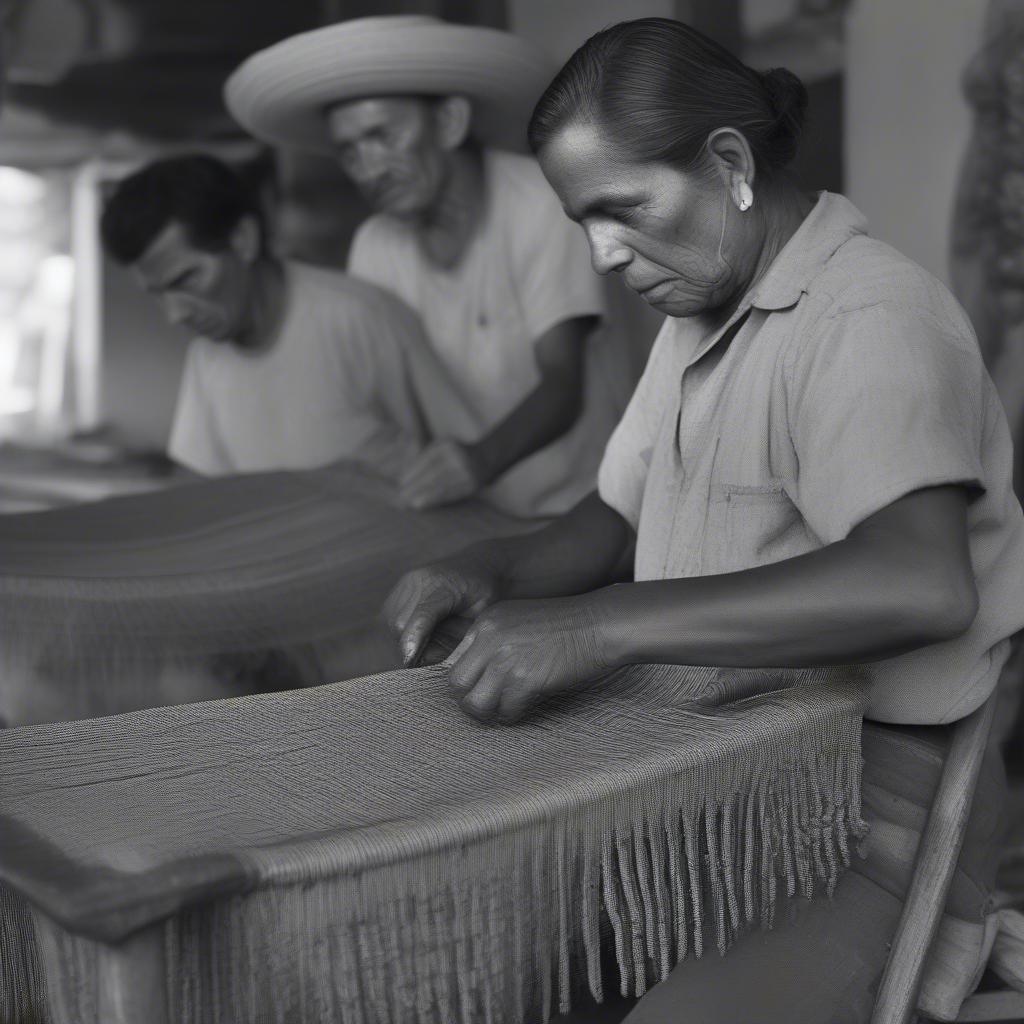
(327, 97), (450, 219)
(133, 221), (252, 342)
(538, 123), (749, 319)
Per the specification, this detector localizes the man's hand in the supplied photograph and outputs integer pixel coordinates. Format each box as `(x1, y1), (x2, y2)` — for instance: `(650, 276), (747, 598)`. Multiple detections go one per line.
(384, 548), (507, 666)
(397, 440), (481, 509)
(448, 594), (613, 724)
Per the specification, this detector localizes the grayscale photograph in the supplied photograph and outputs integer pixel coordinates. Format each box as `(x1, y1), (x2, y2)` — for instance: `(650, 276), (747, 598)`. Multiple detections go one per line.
(0, 2), (1022, 1023)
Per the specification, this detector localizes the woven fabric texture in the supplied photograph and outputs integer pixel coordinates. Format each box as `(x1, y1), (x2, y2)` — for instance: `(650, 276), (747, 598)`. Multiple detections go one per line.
(0, 462), (528, 726)
(1, 659), (867, 1024)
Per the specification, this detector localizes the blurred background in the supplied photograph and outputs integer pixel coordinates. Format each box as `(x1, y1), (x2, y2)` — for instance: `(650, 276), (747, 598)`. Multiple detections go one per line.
(0, 0), (993, 507)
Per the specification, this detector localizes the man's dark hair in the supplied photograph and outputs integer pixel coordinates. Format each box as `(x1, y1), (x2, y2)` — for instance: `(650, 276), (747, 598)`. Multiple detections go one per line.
(100, 154), (266, 265)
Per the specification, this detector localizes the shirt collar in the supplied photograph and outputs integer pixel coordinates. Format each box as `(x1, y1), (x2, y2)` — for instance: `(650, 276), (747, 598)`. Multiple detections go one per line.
(748, 192), (868, 312)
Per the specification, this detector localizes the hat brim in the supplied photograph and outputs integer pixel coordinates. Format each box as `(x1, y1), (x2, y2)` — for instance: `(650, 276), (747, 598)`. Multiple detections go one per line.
(224, 17), (556, 155)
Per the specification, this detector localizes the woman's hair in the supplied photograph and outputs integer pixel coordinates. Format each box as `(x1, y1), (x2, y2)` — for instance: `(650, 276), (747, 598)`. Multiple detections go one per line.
(527, 18), (808, 178)
(101, 154), (267, 265)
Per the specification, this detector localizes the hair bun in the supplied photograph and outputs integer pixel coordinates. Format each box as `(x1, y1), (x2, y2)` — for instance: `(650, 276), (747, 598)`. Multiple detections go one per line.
(759, 67), (808, 166)
(528, 19), (813, 178)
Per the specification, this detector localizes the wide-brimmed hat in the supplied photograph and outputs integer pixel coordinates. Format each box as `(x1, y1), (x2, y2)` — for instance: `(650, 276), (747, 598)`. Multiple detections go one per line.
(224, 15), (555, 155)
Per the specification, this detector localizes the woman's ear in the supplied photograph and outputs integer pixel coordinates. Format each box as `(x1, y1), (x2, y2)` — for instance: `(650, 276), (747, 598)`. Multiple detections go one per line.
(433, 96), (473, 151)
(229, 215), (261, 264)
(705, 127), (757, 201)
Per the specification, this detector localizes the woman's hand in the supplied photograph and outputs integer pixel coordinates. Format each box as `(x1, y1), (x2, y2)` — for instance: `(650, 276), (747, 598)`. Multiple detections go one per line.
(448, 593), (614, 723)
(383, 548), (507, 666)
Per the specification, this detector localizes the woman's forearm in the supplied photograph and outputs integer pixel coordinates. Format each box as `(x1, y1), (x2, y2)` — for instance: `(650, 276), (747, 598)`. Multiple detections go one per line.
(597, 511), (977, 670)
(475, 491), (632, 601)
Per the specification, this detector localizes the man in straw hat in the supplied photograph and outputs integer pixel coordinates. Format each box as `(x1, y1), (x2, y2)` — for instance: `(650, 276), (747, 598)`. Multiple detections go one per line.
(225, 16), (625, 518)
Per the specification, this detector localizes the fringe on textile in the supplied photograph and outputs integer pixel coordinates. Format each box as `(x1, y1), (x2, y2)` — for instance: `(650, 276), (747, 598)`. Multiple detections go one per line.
(34, 727), (864, 1024)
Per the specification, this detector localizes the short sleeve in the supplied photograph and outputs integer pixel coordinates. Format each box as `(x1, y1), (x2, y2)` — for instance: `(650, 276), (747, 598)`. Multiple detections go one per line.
(333, 289), (427, 440)
(167, 344), (232, 475)
(597, 317), (676, 529)
(347, 218), (407, 298)
(786, 303), (987, 543)
(309, 283), (425, 480)
(347, 220), (384, 286)
(511, 177), (606, 341)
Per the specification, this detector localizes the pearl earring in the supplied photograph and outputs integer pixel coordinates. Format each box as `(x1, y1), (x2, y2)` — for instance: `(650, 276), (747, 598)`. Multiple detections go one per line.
(737, 181), (754, 212)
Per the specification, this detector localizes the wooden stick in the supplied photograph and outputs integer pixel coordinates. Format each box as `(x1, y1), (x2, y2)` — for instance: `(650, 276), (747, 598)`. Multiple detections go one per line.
(96, 924), (170, 1024)
(955, 989), (1024, 1022)
(0, 814), (251, 943)
(870, 692), (998, 1024)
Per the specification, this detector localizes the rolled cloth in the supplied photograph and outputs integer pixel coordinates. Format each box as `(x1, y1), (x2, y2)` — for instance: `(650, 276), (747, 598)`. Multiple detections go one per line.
(0, 462), (529, 726)
(0, 658), (868, 1024)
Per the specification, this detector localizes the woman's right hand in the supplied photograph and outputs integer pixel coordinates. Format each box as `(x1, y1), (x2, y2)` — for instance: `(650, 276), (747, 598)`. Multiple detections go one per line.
(383, 547), (507, 667)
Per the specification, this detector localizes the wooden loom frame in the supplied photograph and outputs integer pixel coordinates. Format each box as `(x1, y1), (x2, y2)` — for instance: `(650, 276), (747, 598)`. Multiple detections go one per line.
(871, 691), (1011, 1024)
(0, 691), (1008, 1024)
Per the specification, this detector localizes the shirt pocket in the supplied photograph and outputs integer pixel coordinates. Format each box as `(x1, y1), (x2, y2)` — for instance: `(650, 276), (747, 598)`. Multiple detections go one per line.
(706, 481), (807, 574)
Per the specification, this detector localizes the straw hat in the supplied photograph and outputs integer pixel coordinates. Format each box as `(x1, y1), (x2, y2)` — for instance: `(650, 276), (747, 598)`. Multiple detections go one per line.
(224, 16), (556, 155)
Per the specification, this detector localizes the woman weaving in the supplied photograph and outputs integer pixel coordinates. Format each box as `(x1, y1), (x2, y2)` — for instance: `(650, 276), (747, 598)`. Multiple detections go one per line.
(385, 18), (1024, 1024)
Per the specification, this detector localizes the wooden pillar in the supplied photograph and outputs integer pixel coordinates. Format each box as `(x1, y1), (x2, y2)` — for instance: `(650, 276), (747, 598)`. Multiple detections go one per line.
(96, 925), (170, 1024)
(33, 912), (170, 1024)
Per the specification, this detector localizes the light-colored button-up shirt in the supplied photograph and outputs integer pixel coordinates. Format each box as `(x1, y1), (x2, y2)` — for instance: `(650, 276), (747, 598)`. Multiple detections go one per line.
(599, 193), (1024, 725)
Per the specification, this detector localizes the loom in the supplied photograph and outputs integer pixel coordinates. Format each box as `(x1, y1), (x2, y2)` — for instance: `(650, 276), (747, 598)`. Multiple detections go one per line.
(0, 658), (866, 1024)
(0, 462), (529, 727)
(0, 462), (867, 1022)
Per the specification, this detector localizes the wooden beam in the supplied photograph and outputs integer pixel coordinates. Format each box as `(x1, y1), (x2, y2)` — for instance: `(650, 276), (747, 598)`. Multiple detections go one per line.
(869, 693), (998, 1024)
(955, 989), (1024, 1022)
(96, 925), (170, 1024)
(0, 815), (252, 944)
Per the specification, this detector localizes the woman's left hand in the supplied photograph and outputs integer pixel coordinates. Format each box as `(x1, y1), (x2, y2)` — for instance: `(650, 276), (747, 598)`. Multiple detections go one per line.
(448, 593), (614, 723)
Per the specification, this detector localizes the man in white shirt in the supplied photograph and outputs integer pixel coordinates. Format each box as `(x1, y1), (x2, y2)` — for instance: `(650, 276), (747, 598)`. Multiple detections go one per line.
(101, 154), (432, 479)
(225, 17), (628, 517)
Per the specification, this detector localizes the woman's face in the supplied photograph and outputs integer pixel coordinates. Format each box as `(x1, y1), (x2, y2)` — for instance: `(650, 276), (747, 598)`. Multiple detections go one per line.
(538, 122), (754, 318)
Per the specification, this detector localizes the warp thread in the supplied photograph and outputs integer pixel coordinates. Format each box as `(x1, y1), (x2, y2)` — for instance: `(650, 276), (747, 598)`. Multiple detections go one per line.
(8, 711), (863, 1023)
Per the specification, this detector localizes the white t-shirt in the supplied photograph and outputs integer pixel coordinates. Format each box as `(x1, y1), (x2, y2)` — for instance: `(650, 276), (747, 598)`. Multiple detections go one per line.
(168, 263), (428, 478)
(348, 149), (620, 518)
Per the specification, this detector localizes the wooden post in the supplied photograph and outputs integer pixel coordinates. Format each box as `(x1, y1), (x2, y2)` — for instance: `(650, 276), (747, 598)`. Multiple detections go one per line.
(96, 924), (170, 1024)
(869, 693), (998, 1024)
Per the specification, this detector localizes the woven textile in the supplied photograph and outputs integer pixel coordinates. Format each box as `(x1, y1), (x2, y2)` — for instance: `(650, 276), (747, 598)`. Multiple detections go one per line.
(1, 659), (867, 1024)
(0, 462), (527, 726)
